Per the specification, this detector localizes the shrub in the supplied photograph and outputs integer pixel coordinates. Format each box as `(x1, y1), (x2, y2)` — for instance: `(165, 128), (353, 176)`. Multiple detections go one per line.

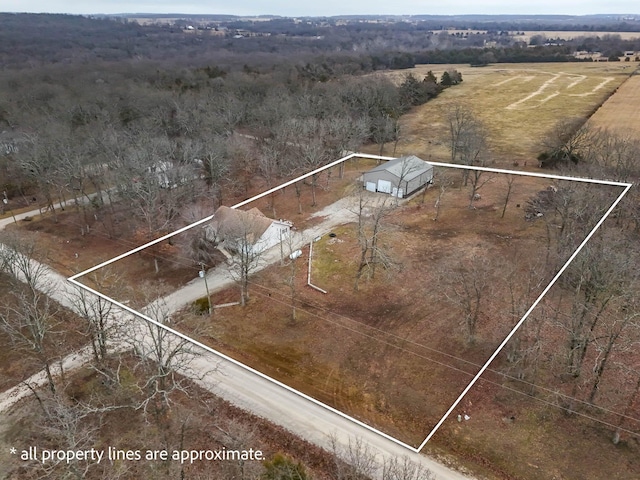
(262, 453), (309, 480)
(193, 296), (210, 314)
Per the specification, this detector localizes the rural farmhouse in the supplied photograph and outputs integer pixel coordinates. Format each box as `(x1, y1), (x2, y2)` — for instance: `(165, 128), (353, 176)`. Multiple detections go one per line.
(361, 155), (433, 198)
(206, 206), (292, 255)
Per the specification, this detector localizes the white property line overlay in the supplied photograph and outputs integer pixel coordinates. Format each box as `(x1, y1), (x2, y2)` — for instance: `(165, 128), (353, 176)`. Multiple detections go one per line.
(308, 240), (328, 294)
(67, 152), (632, 454)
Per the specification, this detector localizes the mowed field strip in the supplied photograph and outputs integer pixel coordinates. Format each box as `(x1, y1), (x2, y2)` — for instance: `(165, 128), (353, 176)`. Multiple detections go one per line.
(587, 72), (640, 136)
(383, 63), (632, 162)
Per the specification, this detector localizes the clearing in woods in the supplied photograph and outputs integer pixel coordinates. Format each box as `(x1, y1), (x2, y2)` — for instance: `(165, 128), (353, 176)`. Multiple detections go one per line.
(69, 152), (633, 479)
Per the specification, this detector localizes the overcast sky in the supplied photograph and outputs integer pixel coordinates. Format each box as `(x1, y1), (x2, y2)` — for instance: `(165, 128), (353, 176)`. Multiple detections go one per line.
(2, 1), (639, 17)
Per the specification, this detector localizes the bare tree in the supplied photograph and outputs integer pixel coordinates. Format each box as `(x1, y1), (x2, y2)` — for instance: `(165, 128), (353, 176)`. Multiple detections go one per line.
(299, 140), (330, 207)
(258, 142), (283, 216)
(382, 455), (435, 480)
(557, 233), (632, 382)
(282, 232), (301, 323)
(540, 117), (593, 167)
(329, 435), (377, 480)
(18, 128), (65, 221)
(69, 269), (126, 368)
(13, 393), (98, 480)
(500, 175), (517, 219)
(0, 236), (59, 394)
(179, 204), (221, 273)
(588, 305), (640, 404)
(372, 114), (396, 156)
(499, 252), (548, 388)
(130, 296), (204, 417)
(214, 419), (264, 480)
(219, 212), (268, 306)
(440, 254), (492, 345)
(353, 193), (396, 291)
(430, 168), (453, 221)
(446, 104), (479, 184)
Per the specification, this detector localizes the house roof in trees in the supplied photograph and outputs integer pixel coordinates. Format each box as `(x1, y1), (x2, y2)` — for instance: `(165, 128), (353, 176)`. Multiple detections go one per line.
(366, 155), (432, 182)
(210, 206), (273, 244)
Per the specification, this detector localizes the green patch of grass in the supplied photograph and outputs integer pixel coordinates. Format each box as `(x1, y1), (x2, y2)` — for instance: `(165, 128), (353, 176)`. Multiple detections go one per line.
(310, 226), (355, 286)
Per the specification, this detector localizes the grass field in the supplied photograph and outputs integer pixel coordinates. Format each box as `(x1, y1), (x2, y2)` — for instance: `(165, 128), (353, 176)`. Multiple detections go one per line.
(378, 62), (633, 164)
(587, 72), (640, 136)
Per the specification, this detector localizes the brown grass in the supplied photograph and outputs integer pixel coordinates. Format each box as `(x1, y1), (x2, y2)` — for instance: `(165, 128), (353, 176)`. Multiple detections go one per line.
(587, 72), (640, 136)
(6, 158), (378, 304)
(0, 356), (339, 479)
(375, 62), (631, 164)
(4, 61), (639, 479)
(181, 173), (637, 479)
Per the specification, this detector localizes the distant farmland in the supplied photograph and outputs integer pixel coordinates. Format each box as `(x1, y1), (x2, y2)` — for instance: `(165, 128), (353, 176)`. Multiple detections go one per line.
(382, 62), (632, 164)
(587, 72), (640, 137)
(519, 30), (640, 42)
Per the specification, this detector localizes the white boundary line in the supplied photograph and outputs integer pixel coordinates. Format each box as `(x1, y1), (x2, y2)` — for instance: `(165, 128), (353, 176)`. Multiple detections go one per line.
(417, 180), (633, 451)
(308, 240), (328, 294)
(68, 152), (632, 454)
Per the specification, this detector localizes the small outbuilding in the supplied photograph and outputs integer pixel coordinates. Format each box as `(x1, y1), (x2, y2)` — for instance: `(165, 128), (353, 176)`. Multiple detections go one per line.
(361, 155), (433, 198)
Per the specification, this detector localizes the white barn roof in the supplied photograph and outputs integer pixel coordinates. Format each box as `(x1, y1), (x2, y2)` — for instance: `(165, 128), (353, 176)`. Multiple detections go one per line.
(366, 155), (432, 181)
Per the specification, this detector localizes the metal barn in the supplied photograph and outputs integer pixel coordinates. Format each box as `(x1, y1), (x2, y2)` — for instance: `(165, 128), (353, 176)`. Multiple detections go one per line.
(361, 155), (433, 198)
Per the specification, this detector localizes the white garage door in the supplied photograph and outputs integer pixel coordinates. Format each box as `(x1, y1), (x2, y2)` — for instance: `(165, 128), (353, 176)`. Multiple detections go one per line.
(365, 181), (376, 192)
(377, 179), (392, 194)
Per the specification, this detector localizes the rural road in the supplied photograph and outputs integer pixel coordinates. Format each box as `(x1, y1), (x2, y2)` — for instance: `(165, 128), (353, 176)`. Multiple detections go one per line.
(0, 194), (474, 479)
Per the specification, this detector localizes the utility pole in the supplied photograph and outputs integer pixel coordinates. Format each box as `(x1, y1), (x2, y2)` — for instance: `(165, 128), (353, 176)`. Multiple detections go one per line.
(199, 262), (212, 315)
(3, 191), (16, 224)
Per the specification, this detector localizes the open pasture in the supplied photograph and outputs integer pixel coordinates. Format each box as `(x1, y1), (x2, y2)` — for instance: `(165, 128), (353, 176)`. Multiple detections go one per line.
(385, 63), (631, 164)
(587, 72), (640, 136)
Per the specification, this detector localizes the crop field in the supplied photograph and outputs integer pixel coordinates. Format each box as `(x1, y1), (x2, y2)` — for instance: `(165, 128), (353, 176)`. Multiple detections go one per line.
(587, 72), (640, 136)
(381, 62), (633, 164)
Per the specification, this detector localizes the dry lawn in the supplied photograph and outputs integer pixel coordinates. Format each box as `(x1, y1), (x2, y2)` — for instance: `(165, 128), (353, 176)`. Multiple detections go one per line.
(5, 61), (639, 478)
(377, 62), (632, 164)
(7, 158), (378, 304)
(0, 357), (339, 480)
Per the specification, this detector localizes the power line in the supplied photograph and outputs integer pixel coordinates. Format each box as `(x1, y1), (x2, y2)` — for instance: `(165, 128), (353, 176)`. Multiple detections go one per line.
(32, 205), (640, 431)
(246, 280), (640, 432)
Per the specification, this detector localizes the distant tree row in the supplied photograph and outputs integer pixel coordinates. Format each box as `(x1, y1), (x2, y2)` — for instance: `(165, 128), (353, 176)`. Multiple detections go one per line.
(3, 14), (638, 73)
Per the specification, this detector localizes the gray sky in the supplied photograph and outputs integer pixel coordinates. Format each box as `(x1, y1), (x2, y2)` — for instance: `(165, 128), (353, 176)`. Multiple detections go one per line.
(2, 1), (639, 17)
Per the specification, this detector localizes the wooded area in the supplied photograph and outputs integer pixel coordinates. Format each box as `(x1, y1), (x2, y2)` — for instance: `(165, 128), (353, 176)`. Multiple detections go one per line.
(1, 12), (640, 480)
